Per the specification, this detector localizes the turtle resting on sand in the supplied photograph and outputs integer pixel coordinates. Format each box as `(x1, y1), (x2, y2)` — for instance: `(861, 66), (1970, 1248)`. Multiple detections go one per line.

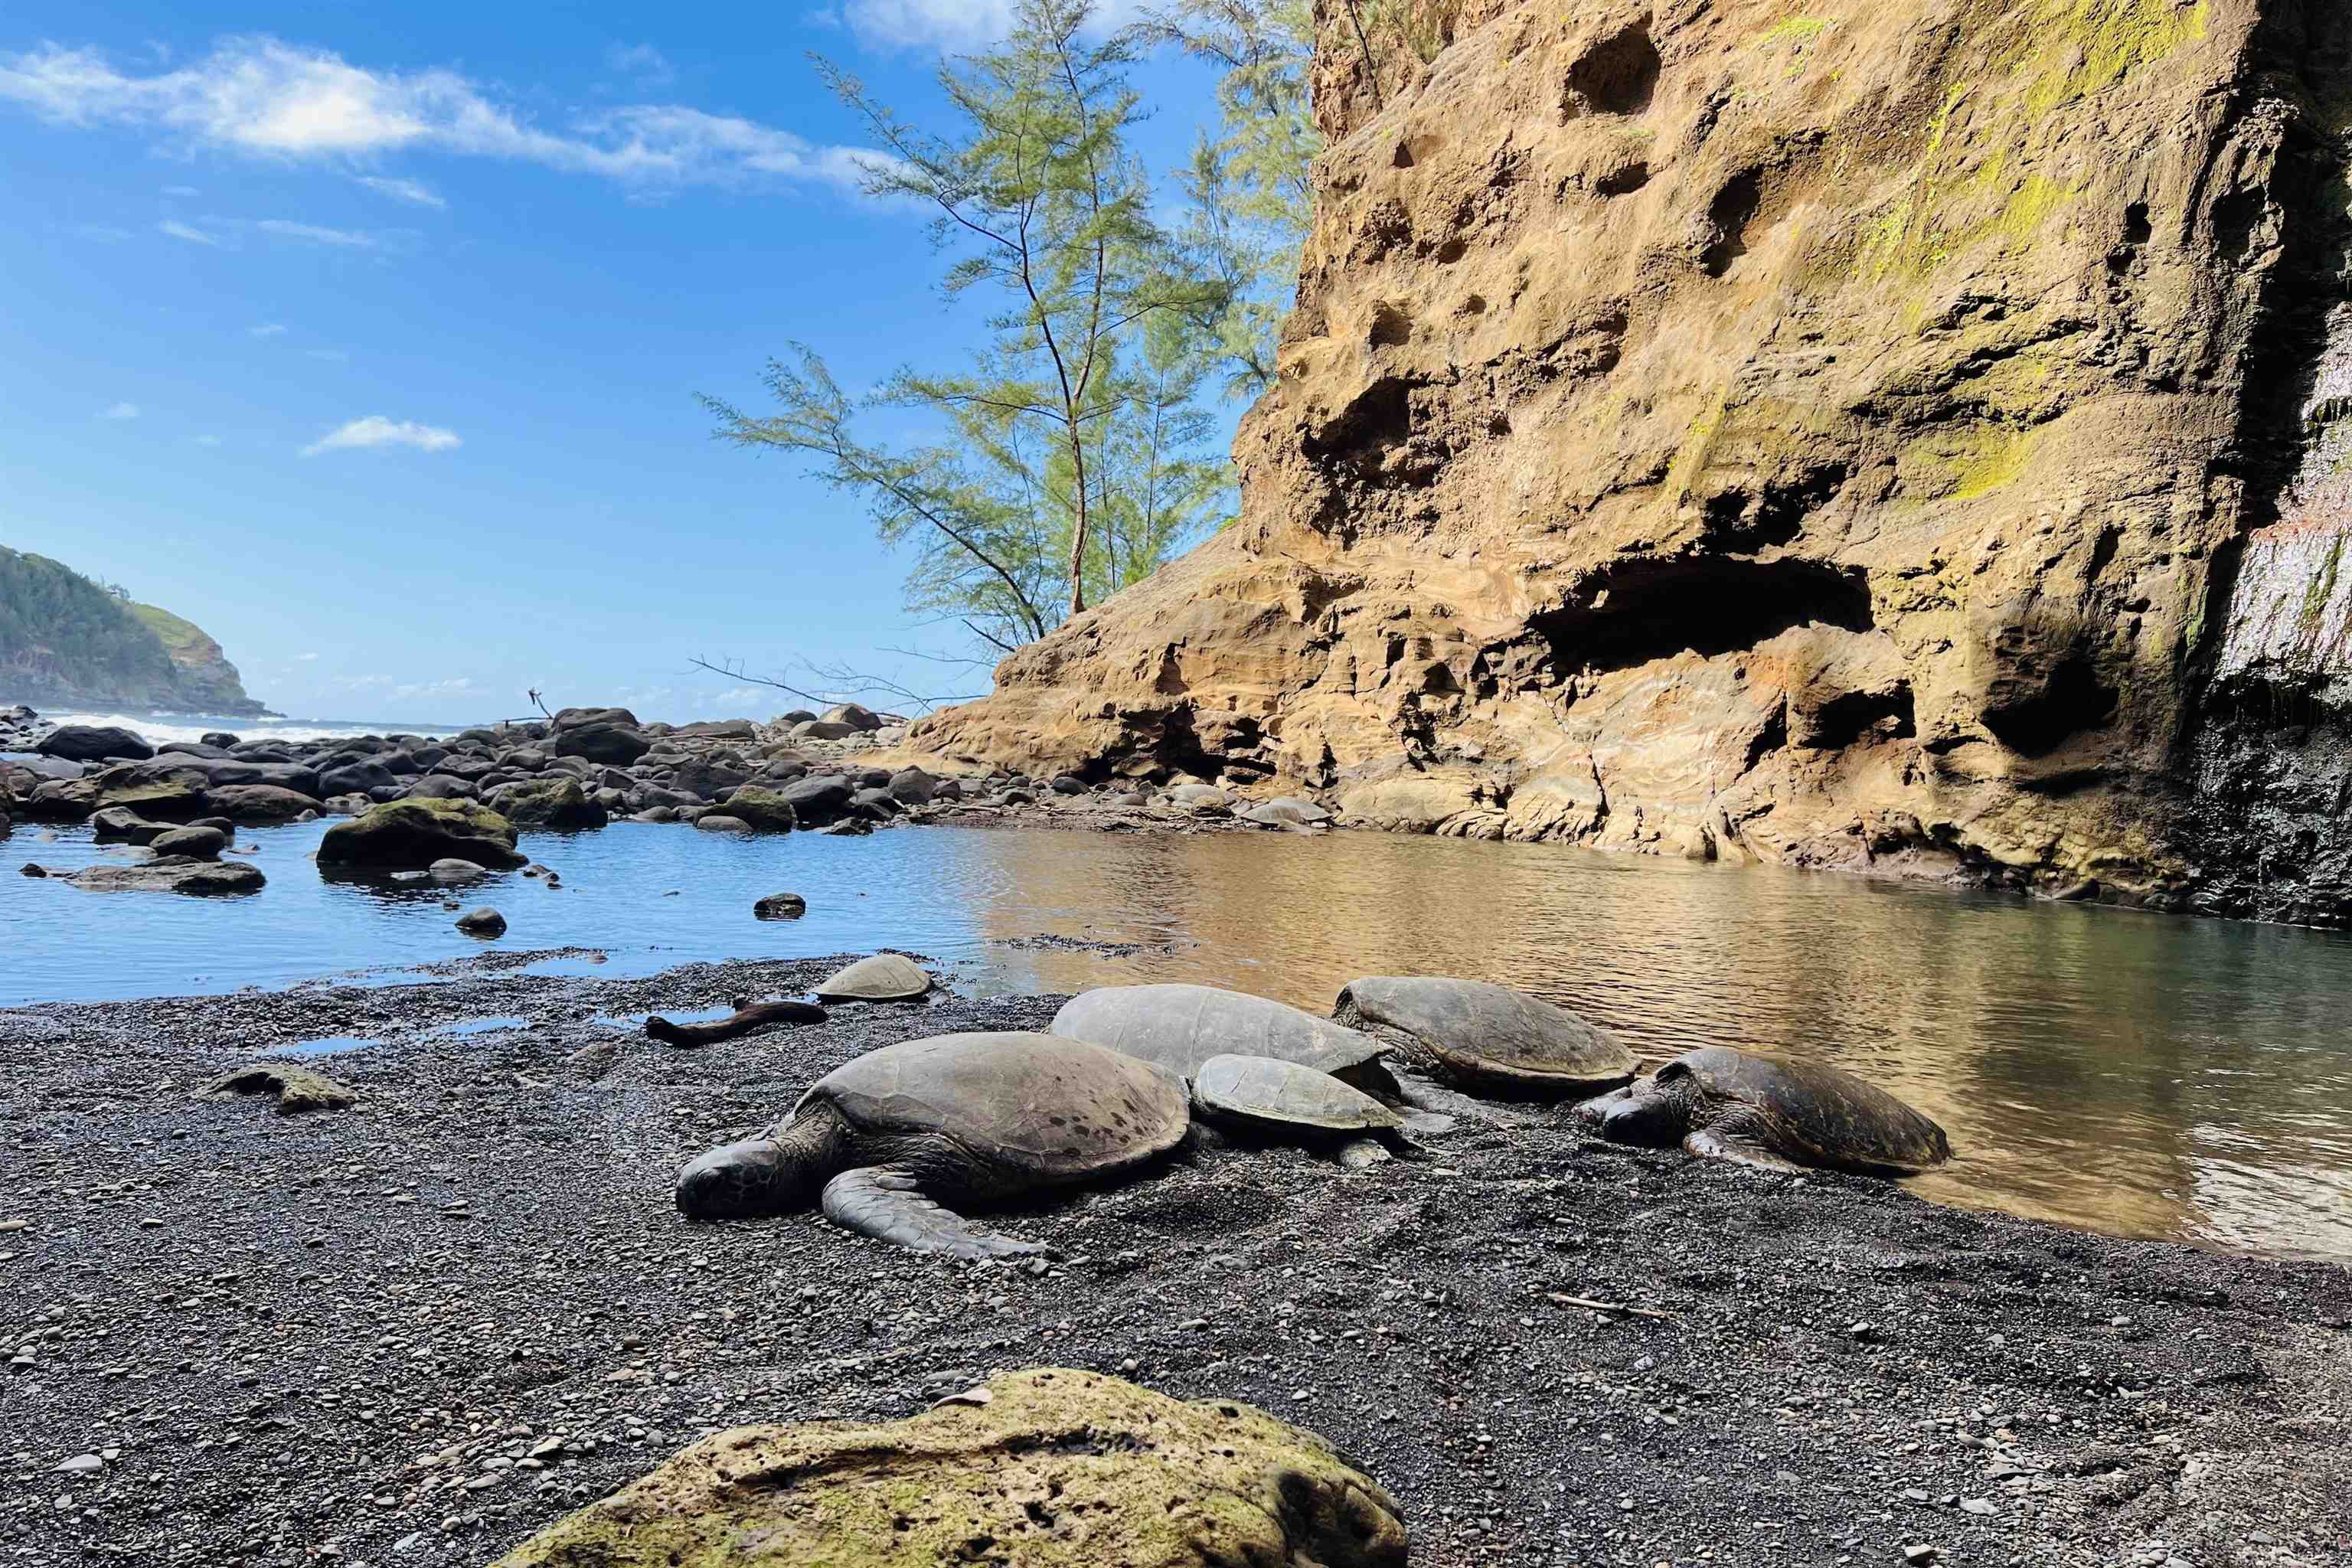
(1050, 984), (1399, 1096)
(1576, 1047), (1952, 1175)
(645, 995), (826, 1047)
(1192, 1053), (1418, 1170)
(675, 1031), (1190, 1257)
(1332, 975), (1637, 1097)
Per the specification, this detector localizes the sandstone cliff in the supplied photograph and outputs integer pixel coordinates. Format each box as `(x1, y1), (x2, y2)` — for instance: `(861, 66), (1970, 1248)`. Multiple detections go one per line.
(914, 0), (2352, 917)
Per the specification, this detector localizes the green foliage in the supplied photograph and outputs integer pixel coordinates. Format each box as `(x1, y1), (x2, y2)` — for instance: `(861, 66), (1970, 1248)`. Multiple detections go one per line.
(708, 0), (1233, 652)
(0, 546), (181, 700)
(1140, 0), (1319, 400)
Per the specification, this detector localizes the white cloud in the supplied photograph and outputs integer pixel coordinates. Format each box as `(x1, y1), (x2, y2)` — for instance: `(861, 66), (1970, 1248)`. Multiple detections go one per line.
(0, 36), (890, 195)
(162, 181), (198, 195)
(296, 651), (318, 660)
(394, 675), (473, 700)
(354, 173), (443, 207)
(257, 217), (374, 247)
(301, 415), (461, 457)
(100, 401), (139, 420)
(250, 321), (287, 337)
(605, 42), (675, 87)
(158, 218), (218, 244)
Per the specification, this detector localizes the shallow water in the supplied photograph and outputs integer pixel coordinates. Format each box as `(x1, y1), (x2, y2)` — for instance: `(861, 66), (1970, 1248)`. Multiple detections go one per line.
(7, 818), (2351, 1259)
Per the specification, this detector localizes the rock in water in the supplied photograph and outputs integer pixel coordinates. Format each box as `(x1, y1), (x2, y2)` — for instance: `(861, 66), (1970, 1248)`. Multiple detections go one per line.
(146, 825), (227, 861)
(812, 952), (932, 1001)
(1334, 975), (1638, 1096)
(202, 1064), (356, 1114)
(317, 799), (527, 871)
(455, 906), (507, 938)
(36, 725), (152, 763)
(492, 1367), (1406, 1568)
(718, 786), (797, 832)
(486, 776), (607, 830)
(901, 2), (2352, 914)
(66, 858), (264, 896)
(751, 891), (806, 920)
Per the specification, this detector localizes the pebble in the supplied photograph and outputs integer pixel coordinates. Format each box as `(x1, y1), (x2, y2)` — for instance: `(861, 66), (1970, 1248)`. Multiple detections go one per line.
(54, 1455), (102, 1475)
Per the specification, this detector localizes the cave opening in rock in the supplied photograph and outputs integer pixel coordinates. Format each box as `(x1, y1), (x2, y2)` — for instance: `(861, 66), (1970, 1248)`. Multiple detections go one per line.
(1569, 23), (1661, 116)
(1530, 557), (1876, 675)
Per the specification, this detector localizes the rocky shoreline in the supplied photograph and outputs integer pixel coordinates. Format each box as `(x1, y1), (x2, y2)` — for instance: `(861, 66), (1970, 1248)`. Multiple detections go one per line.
(0, 704), (1328, 880)
(2, 952), (2346, 1568)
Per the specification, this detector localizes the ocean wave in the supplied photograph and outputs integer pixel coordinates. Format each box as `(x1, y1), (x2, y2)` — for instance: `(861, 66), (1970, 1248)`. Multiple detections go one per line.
(35, 711), (475, 746)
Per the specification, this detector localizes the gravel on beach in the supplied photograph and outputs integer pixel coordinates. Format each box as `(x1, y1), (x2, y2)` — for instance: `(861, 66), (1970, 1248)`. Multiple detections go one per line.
(2, 952), (2347, 1568)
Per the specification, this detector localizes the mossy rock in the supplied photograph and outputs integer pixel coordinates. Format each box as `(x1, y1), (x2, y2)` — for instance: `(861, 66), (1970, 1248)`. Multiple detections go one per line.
(202, 1063), (355, 1113)
(94, 769), (210, 821)
(490, 776), (609, 831)
(317, 799), (526, 871)
(492, 1367), (1406, 1568)
(720, 786), (799, 833)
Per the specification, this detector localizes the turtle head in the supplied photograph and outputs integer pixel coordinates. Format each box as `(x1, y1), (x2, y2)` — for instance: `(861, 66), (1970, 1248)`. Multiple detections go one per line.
(675, 1132), (819, 1219)
(1582, 1060), (1701, 1148)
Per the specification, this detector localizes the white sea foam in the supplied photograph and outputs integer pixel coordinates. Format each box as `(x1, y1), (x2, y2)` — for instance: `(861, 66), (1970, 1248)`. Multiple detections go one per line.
(35, 711), (478, 746)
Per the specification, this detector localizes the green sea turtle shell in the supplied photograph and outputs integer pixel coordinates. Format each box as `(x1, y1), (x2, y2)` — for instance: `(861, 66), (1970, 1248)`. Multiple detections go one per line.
(814, 952), (933, 1002)
(800, 1032), (1191, 1179)
(1334, 975), (1637, 1093)
(1193, 1054), (1403, 1134)
(1678, 1046), (1952, 1171)
(1050, 984), (1392, 1089)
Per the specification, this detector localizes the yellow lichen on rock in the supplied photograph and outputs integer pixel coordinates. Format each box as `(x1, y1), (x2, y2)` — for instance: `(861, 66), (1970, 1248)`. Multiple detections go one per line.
(492, 1368), (1408, 1568)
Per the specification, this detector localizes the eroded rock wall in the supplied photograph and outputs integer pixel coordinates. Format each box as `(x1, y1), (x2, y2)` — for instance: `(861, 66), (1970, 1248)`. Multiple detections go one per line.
(914, 0), (2352, 910)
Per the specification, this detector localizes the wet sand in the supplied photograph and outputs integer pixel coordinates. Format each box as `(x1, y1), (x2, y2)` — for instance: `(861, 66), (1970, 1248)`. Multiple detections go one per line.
(2, 952), (2347, 1567)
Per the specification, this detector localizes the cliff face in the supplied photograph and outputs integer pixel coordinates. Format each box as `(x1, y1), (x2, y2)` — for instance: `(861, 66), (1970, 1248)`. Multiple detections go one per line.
(127, 602), (267, 717)
(915, 0), (2352, 914)
(0, 547), (266, 717)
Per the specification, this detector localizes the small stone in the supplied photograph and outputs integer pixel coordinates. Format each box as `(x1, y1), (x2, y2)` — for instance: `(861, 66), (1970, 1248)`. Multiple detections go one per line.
(1903, 1547), (1937, 1565)
(1959, 1498), (1997, 1516)
(54, 1455), (102, 1475)
(456, 906), (507, 938)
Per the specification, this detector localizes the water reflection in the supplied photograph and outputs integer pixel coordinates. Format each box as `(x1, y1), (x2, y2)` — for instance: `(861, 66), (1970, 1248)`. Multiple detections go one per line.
(7, 819), (2350, 1256)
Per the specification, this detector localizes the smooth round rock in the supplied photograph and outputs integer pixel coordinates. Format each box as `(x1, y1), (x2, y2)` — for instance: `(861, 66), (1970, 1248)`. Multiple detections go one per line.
(456, 906), (507, 937)
(1334, 975), (1638, 1096)
(753, 892), (807, 920)
(813, 952), (932, 1001)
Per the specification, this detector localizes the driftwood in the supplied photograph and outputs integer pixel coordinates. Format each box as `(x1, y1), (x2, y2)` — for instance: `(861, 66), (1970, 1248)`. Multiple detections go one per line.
(645, 997), (825, 1047)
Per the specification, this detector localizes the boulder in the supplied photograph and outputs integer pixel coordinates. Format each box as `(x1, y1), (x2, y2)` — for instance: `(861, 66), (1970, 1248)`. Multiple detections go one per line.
(789, 719), (858, 740)
(719, 786), (798, 833)
(780, 773), (854, 825)
(402, 774), (479, 802)
(668, 719), (758, 741)
(429, 858), (487, 885)
(488, 776), (609, 831)
(317, 799), (528, 871)
(67, 858), (265, 895)
(490, 1367), (1406, 1568)
(37, 724), (152, 763)
(626, 786), (703, 812)
(202, 1063), (353, 1113)
(199, 731), (241, 749)
(93, 766), (211, 822)
(664, 757), (751, 799)
(692, 814), (752, 834)
(550, 707), (652, 764)
(456, 906), (507, 937)
(821, 701), (884, 732)
(318, 759), (398, 796)
(206, 784), (324, 824)
(887, 766), (939, 805)
(90, 805), (165, 843)
(751, 892), (806, 920)
(148, 825), (227, 861)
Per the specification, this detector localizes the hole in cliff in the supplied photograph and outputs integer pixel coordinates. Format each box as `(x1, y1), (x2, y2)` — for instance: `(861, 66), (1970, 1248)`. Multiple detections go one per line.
(1434, 235), (1468, 265)
(1597, 162), (1651, 198)
(1806, 684), (1917, 750)
(2213, 186), (2265, 263)
(1368, 304), (1413, 348)
(1303, 377), (1436, 487)
(1700, 463), (1851, 550)
(1393, 141), (1416, 169)
(1700, 171), (1762, 277)
(1569, 23), (1661, 116)
(1981, 652), (2118, 757)
(2123, 202), (2152, 247)
(1531, 557), (1876, 675)
(1459, 293), (1488, 316)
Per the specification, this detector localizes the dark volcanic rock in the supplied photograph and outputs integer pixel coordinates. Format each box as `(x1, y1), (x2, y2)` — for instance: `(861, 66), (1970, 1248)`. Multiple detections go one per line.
(489, 776), (609, 831)
(718, 786), (797, 833)
(318, 799), (528, 871)
(456, 906), (508, 938)
(206, 784), (325, 824)
(550, 707), (653, 765)
(779, 774), (854, 825)
(67, 857), (265, 895)
(37, 724), (152, 763)
(146, 825), (228, 861)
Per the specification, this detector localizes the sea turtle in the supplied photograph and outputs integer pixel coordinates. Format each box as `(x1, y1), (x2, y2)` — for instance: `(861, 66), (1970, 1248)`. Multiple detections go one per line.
(1050, 984), (1398, 1096)
(1333, 975), (1637, 1097)
(645, 995), (826, 1047)
(815, 952), (933, 1002)
(1191, 1053), (1416, 1170)
(1576, 1047), (1952, 1176)
(674, 1031), (1190, 1257)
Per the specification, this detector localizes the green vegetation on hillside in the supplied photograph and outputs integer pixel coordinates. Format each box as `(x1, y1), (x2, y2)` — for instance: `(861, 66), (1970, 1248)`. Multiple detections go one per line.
(0, 546), (181, 703)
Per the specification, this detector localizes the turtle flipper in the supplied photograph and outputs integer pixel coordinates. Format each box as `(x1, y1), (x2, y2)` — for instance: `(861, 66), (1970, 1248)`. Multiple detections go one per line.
(1684, 1125), (1807, 1174)
(820, 1167), (1054, 1260)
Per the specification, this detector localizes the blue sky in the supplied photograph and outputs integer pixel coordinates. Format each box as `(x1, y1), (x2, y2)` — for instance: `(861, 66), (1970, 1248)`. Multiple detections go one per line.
(0, 1), (1233, 725)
